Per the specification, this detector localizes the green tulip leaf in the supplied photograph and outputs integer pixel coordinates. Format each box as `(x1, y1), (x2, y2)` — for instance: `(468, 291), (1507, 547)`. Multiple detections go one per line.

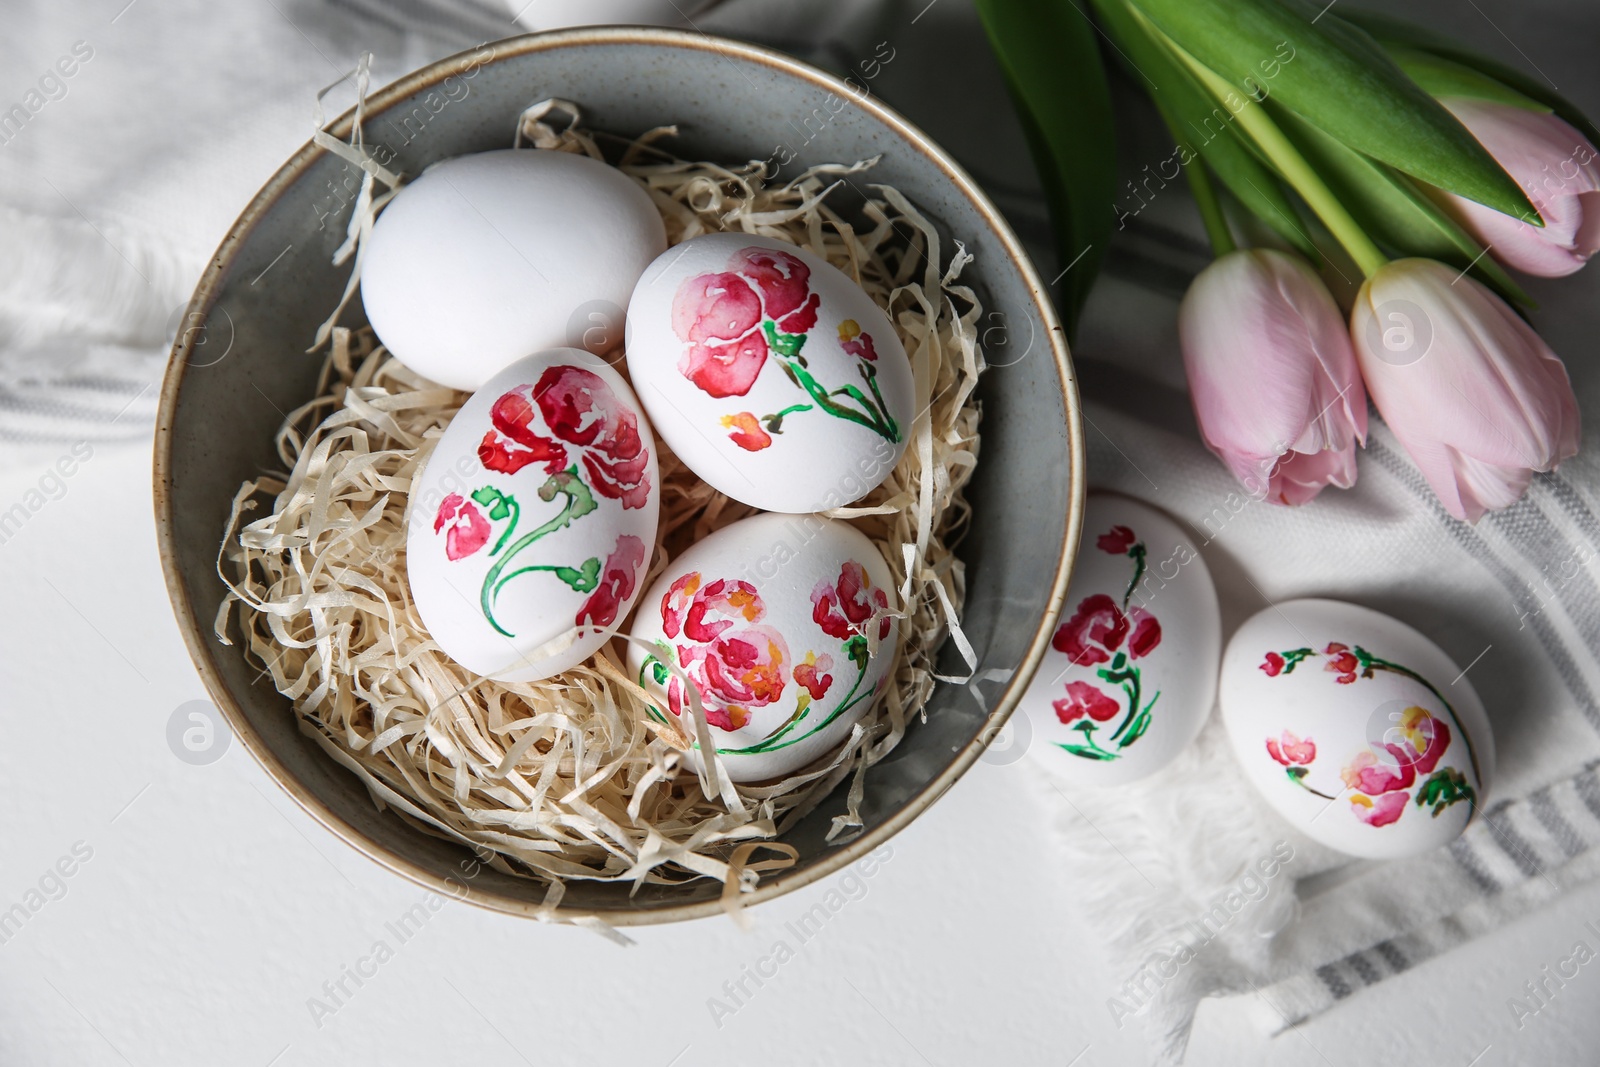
(1090, 0), (1317, 258)
(976, 0), (1117, 334)
(1384, 46), (1551, 113)
(1340, 9), (1600, 147)
(1125, 0), (1539, 222)
(1269, 102), (1531, 306)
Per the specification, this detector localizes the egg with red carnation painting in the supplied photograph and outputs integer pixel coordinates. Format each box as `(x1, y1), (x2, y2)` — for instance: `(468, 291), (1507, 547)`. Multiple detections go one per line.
(407, 348), (659, 682)
(1016, 494), (1220, 786)
(1220, 599), (1494, 859)
(626, 512), (900, 782)
(624, 233), (915, 514)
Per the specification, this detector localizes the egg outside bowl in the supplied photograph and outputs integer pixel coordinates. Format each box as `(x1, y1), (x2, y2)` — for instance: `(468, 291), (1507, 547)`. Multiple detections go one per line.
(153, 28), (1085, 925)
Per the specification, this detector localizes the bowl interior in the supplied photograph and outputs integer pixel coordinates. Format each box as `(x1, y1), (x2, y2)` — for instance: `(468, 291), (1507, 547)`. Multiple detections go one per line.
(155, 29), (1082, 923)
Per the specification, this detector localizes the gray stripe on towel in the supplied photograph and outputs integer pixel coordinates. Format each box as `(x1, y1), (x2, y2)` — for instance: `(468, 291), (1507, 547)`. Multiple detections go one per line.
(1367, 440), (1600, 733)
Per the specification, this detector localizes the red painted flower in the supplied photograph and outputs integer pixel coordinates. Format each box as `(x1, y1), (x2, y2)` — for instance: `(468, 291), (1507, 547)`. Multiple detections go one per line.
(733, 246), (821, 334)
(1127, 607), (1161, 658)
(1341, 706), (1450, 795)
(721, 411), (773, 452)
(838, 319), (879, 362)
(672, 271), (770, 398)
(1324, 642), (1361, 684)
(811, 561), (892, 642)
(478, 367), (651, 509)
(1096, 525), (1137, 554)
(1051, 594), (1161, 666)
(1350, 790), (1409, 827)
(661, 572), (789, 732)
(434, 493), (491, 560)
(1266, 730), (1316, 766)
(671, 246), (822, 399)
(575, 534), (646, 632)
(793, 651), (835, 701)
(1261, 651), (1287, 677)
(477, 390), (565, 476)
(1053, 680), (1121, 724)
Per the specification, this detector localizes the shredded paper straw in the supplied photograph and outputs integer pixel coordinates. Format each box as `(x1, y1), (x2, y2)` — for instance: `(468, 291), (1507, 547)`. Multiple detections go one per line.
(215, 96), (988, 906)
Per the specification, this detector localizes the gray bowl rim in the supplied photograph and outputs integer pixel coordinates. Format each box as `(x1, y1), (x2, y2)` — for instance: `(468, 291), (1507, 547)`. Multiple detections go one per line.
(152, 26), (1086, 925)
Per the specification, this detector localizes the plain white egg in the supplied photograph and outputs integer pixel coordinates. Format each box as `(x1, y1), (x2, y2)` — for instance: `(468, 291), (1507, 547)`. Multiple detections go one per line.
(362, 149), (666, 390)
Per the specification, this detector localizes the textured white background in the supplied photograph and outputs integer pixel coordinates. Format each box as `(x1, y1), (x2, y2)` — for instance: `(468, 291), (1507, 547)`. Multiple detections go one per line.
(2, 448), (1598, 1065)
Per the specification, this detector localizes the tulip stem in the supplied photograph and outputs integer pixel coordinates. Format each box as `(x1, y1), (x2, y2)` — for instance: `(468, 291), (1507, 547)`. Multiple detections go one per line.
(1186, 161), (1236, 257)
(1159, 34), (1390, 278)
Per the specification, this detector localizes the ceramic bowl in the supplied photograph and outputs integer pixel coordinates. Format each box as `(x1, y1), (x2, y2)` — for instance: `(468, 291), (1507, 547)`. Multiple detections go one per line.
(153, 28), (1084, 924)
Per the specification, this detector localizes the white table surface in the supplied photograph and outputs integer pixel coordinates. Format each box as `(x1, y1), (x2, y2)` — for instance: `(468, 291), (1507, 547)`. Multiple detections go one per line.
(3, 443), (1597, 1065)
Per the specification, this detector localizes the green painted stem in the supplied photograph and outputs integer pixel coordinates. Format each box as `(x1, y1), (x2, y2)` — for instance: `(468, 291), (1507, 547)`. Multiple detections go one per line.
(722, 664), (871, 756)
(479, 494), (579, 638)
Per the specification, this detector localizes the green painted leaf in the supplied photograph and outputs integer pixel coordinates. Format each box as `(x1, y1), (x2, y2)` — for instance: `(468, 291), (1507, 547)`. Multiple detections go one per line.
(1269, 102), (1531, 306)
(976, 0), (1116, 334)
(1384, 46), (1550, 112)
(554, 557), (603, 593)
(1341, 9), (1600, 148)
(1058, 742), (1118, 761)
(1090, 0), (1316, 257)
(1125, 0), (1537, 220)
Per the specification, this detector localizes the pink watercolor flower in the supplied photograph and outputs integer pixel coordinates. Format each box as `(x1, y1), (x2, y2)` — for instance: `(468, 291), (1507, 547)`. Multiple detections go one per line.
(477, 366), (652, 509)
(1266, 730), (1316, 766)
(1054, 680), (1121, 724)
(1324, 642), (1361, 684)
(1261, 651), (1287, 677)
(1096, 525), (1137, 554)
(575, 534), (646, 632)
(733, 246), (821, 333)
(838, 318), (879, 361)
(661, 573), (789, 732)
(793, 651), (835, 702)
(1350, 790), (1410, 828)
(672, 271), (770, 398)
(433, 493), (491, 560)
(811, 562), (892, 642)
(1051, 594), (1162, 667)
(672, 246), (822, 399)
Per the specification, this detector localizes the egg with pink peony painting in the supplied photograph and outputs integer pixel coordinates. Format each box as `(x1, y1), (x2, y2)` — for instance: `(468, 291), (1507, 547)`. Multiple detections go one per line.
(1219, 599), (1495, 859)
(1016, 494), (1221, 785)
(623, 233), (915, 514)
(406, 349), (659, 682)
(626, 512), (900, 783)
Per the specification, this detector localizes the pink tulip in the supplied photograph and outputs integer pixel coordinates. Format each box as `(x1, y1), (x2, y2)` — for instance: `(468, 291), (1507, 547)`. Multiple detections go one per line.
(1180, 249), (1368, 505)
(1351, 258), (1580, 522)
(1442, 98), (1600, 277)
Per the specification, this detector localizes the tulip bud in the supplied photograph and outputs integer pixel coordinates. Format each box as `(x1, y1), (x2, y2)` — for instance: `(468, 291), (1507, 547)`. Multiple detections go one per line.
(1180, 249), (1368, 505)
(1441, 98), (1600, 278)
(1351, 258), (1580, 522)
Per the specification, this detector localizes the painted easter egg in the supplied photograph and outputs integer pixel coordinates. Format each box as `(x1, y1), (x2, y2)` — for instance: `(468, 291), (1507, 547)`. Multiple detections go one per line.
(407, 349), (659, 681)
(1219, 599), (1494, 859)
(626, 512), (900, 782)
(1017, 494), (1220, 785)
(362, 149), (667, 390)
(623, 233), (915, 514)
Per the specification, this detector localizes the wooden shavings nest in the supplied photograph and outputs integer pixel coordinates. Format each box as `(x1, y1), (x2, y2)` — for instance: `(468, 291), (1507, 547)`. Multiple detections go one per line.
(215, 97), (987, 906)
